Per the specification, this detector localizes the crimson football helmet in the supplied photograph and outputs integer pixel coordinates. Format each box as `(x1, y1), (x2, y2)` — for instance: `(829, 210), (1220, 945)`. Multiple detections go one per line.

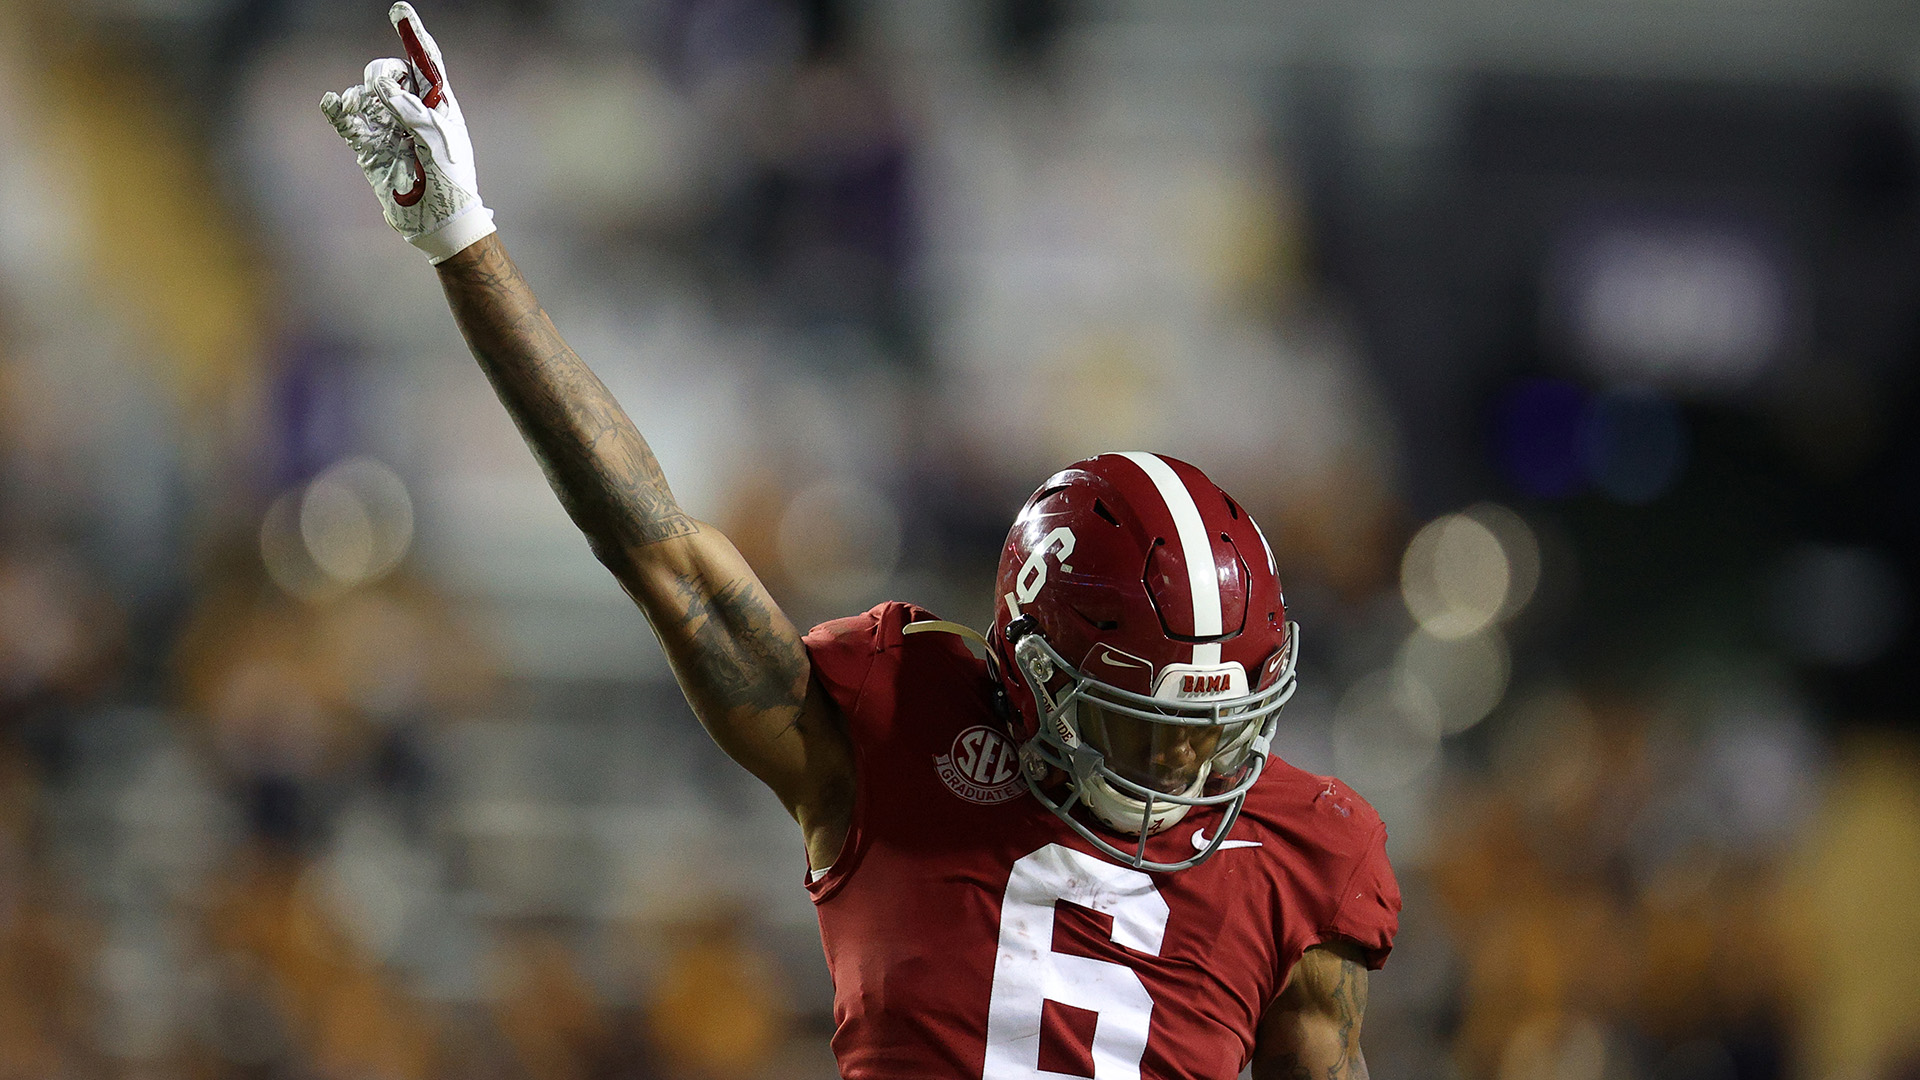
(987, 452), (1298, 872)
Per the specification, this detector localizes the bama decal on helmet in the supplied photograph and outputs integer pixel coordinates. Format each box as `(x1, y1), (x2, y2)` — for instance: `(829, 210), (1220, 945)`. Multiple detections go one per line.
(934, 726), (1026, 805)
(1002, 525), (1076, 619)
(1180, 673), (1231, 695)
(1153, 662), (1250, 701)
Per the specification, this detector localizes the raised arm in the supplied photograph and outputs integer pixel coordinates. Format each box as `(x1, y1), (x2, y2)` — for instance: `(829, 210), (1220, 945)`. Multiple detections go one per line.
(436, 237), (853, 863)
(322, 5), (852, 870)
(1252, 942), (1372, 1080)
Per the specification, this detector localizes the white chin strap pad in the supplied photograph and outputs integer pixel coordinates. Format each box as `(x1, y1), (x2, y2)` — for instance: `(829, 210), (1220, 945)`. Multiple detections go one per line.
(1080, 768), (1207, 837)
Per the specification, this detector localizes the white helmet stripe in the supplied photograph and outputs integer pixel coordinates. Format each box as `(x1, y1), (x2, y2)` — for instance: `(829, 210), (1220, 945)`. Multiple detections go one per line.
(1116, 452), (1223, 665)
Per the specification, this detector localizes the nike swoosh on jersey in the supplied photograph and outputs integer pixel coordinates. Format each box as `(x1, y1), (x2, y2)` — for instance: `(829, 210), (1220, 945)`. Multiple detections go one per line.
(1098, 652), (1149, 668)
(1191, 828), (1262, 851)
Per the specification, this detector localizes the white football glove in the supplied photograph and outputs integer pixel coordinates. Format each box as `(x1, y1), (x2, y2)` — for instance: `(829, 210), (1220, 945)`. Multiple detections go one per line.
(320, 2), (495, 264)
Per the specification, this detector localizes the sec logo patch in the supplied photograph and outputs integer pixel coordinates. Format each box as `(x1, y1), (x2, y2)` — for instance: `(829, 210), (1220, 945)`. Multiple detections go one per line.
(934, 725), (1025, 805)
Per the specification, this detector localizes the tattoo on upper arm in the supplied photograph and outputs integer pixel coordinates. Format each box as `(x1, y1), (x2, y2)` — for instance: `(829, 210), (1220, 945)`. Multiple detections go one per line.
(1328, 955), (1368, 1080)
(670, 576), (809, 719)
(1264, 951), (1370, 1080)
(440, 238), (697, 557)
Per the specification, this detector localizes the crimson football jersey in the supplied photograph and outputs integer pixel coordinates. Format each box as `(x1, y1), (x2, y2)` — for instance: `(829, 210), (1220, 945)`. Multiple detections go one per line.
(803, 602), (1401, 1080)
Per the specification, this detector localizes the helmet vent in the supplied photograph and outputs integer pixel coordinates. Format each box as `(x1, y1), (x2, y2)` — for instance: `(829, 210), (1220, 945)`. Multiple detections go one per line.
(1224, 495), (1241, 519)
(1093, 499), (1120, 527)
(1071, 606), (1119, 631)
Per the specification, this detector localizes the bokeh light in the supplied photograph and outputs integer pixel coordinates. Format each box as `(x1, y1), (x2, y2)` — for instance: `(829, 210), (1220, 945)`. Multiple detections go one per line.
(302, 457), (415, 586)
(1400, 505), (1538, 640)
(260, 487), (330, 601)
(261, 457), (415, 601)
(1333, 670), (1442, 792)
(1401, 513), (1508, 639)
(1394, 627), (1510, 736)
(1466, 502), (1541, 622)
(1555, 218), (1789, 393)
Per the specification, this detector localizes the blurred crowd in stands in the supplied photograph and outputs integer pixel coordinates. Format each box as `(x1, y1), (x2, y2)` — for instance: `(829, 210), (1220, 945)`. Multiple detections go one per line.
(3, 0), (1920, 1078)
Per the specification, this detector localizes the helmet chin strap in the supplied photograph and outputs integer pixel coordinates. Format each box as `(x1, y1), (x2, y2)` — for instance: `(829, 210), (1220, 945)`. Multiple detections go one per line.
(905, 618), (1011, 714)
(1019, 750), (1265, 873)
(902, 619), (991, 652)
(1079, 764), (1210, 837)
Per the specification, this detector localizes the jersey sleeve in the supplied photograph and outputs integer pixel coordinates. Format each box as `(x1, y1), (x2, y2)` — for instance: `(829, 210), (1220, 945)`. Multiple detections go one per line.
(799, 602), (901, 899)
(1324, 820), (1400, 969)
(803, 605), (887, 723)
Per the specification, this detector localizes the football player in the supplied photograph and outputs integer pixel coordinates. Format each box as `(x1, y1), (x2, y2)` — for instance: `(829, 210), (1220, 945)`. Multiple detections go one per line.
(322, 8), (1400, 1077)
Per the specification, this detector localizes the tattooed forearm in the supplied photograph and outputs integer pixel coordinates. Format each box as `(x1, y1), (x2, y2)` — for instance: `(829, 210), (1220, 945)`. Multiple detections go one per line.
(671, 576), (810, 720)
(436, 235), (696, 562)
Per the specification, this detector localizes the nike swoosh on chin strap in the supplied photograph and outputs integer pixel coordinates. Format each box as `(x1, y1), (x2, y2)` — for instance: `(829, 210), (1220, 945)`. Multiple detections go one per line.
(1191, 828), (1262, 851)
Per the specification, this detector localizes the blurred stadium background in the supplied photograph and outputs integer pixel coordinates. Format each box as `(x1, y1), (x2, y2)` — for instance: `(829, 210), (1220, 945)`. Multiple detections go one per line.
(3, 0), (1920, 1077)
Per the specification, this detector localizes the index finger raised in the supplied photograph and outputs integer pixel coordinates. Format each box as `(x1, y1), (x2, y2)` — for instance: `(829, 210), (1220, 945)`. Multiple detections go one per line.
(388, 2), (447, 107)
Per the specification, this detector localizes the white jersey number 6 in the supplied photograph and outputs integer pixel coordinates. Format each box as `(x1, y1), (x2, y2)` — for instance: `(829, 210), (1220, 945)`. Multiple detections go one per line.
(982, 844), (1169, 1079)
